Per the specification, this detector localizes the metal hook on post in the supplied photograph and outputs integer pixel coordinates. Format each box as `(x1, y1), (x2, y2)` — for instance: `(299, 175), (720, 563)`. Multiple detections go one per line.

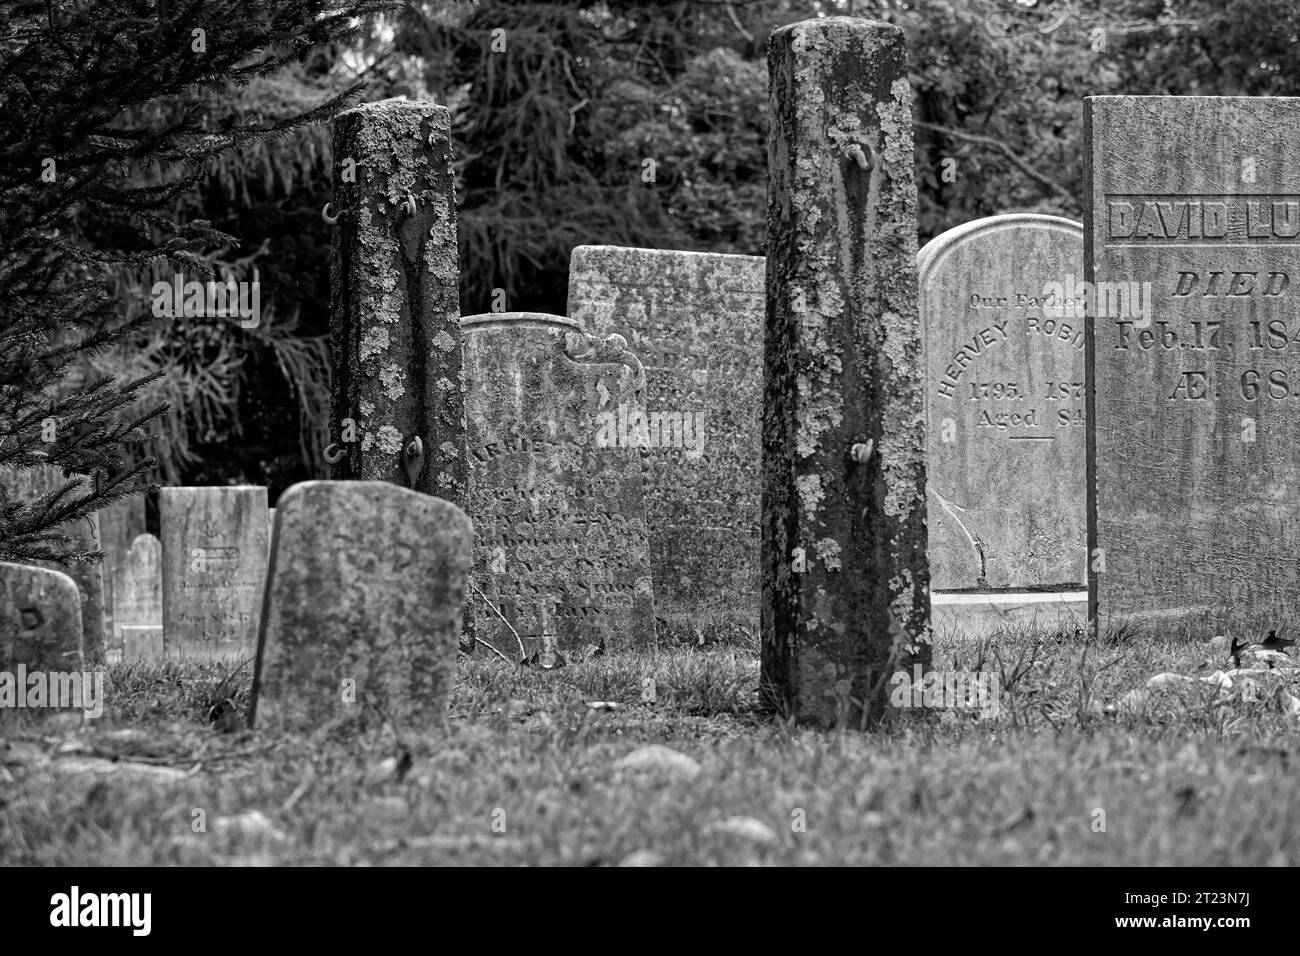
(402, 435), (425, 489)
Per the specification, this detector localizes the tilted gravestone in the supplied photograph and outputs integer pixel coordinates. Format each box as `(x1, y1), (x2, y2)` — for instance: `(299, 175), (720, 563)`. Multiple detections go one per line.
(918, 215), (1088, 635)
(567, 246), (763, 635)
(251, 481), (472, 732)
(461, 312), (655, 662)
(0, 466), (107, 665)
(763, 18), (930, 728)
(0, 562), (83, 672)
(99, 494), (146, 651)
(329, 99), (467, 506)
(117, 534), (163, 659)
(160, 486), (268, 660)
(1086, 95), (1300, 636)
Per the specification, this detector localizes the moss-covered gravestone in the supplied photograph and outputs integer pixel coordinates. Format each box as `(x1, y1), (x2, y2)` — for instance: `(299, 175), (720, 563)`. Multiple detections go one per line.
(328, 99), (466, 506)
(919, 215), (1088, 636)
(0, 562), (83, 673)
(763, 18), (930, 727)
(1086, 96), (1300, 636)
(462, 312), (655, 663)
(251, 481), (472, 732)
(567, 246), (764, 637)
(160, 486), (268, 660)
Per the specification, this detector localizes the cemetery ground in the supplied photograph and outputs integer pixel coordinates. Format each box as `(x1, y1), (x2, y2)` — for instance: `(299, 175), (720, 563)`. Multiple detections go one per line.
(4, 623), (1300, 866)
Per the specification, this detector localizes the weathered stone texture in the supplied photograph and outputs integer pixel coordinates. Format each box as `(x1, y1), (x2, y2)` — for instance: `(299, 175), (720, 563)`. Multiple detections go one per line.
(919, 215), (1086, 590)
(567, 246), (763, 632)
(160, 486), (268, 660)
(763, 18), (930, 727)
(1086, 96), (1300, 635)
(462, 312), (656, 661)
(117, 533), (162, 659)
(329, 100), (466, 505)
(251, 481), (472, 732)
(0, 562), (83, 672)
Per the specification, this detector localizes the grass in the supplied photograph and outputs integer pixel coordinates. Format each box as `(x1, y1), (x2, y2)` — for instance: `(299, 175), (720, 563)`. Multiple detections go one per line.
(2, 622), (1299, 865)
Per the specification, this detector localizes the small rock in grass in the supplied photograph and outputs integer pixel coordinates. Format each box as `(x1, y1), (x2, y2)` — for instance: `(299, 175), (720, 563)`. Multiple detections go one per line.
(618, 849), (663, 867)
(612, 744), (700, 781)
(215, 809), (285, 841)
(1209, 635), (1229, 650)
(55, 757), (188, 783)
(704, 816), (777, 844)
(1146, 672), (1193, 690)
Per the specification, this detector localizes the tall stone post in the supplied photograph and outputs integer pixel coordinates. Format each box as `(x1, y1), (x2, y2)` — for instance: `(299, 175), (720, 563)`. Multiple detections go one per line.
(329, 100), (466, 507)
(762, 18), (931, 729)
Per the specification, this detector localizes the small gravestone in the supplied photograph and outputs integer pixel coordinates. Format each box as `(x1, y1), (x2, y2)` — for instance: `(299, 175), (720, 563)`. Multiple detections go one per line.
(918, 215), (1088, 635)
(568, 246), (763, 635)
(461, 312), (655, 661)
(0, 562), (83, 672)
(117, 534), (162, 660)
(763, 18), (930, 727)
(99, 494), (146, 651)
(0, 466), (107, 665)
(160, 486), (268, 660)
(1086, 96), (1300, 635)
(250, 481), (472, 732)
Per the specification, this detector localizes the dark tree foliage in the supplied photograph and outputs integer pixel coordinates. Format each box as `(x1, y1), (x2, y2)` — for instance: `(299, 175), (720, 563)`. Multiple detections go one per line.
(0, 0), (393, 562)
(388, 0), (782, 315)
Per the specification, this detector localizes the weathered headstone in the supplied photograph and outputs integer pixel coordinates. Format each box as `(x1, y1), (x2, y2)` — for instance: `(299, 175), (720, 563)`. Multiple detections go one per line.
(99, 494), (147, 650)
(461, 312), (655, 661)
(0, 562), (83, 672)
(250, 481), (472, 732)
(160, 486), (268, 660)
(567, 246), (763, 635)
(117, 534), (162, 660)
(918, 215), (1088, 635)
(329, 100), (466, 506)
(0, 466), (107, 665)
(1086, 95), (1300, 636)
(763, 18), (930, 727)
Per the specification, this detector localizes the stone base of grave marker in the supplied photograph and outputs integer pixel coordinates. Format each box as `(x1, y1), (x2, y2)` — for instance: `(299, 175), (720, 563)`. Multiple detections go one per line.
(930, 591), (1088, 640)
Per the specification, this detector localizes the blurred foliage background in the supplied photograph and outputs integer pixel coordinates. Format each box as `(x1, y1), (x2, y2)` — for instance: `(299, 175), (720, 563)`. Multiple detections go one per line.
(102, 0), (1300, 500)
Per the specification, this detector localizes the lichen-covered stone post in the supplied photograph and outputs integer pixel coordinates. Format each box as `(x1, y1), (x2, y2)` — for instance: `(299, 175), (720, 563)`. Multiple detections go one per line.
(762, 17), (931, 729)
(329, 100), (466, 506)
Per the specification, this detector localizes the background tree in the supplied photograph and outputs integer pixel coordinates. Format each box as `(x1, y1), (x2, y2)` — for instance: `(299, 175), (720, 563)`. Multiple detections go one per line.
(12, 0), (1295, 504)
(0, 0), (394, 563)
